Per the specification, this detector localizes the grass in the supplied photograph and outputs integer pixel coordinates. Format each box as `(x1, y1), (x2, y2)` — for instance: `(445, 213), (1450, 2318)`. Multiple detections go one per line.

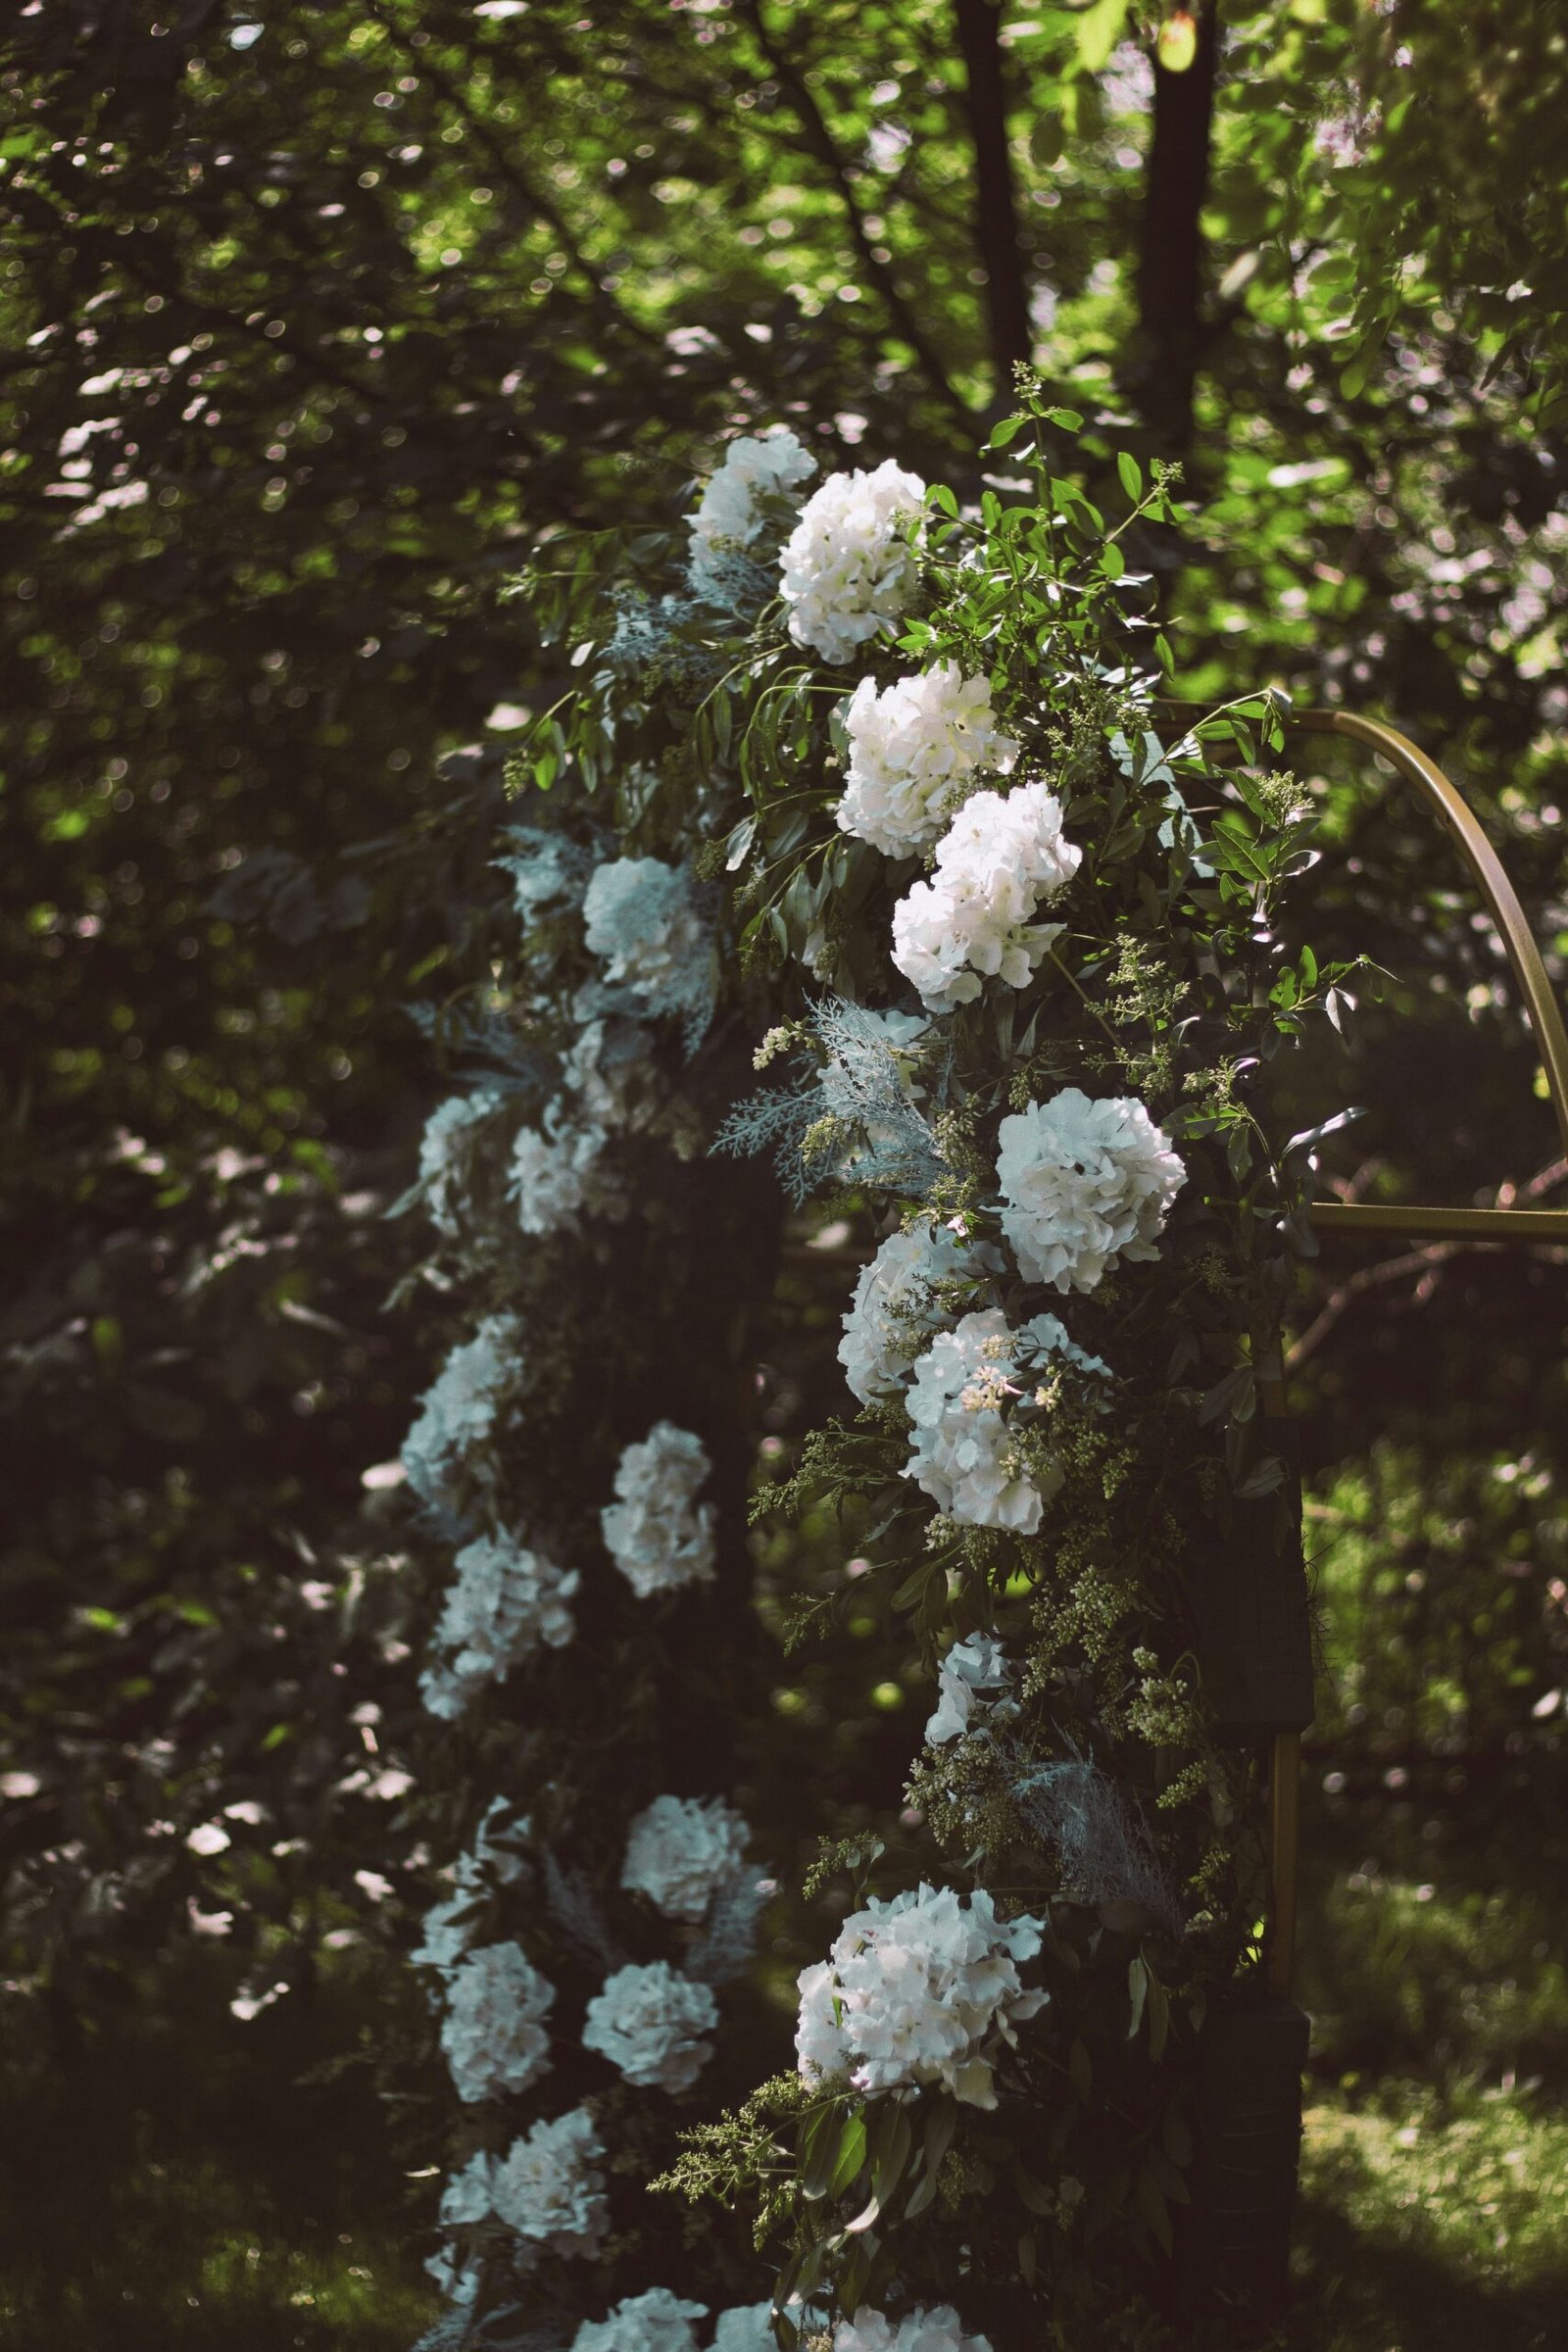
(0, 1952), (437, 2351)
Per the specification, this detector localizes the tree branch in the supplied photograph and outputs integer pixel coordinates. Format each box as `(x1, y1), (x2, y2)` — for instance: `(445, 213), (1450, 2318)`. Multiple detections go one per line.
(951, 0), (1032, 399)
(734, 0), (973, 422)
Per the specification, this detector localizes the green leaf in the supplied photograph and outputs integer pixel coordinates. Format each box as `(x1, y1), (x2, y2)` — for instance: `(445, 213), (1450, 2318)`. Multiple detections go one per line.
(1116, 450), (1144, 501)
(1127, 1954), (1149, 2040)
(830, 2112), (868, 2199)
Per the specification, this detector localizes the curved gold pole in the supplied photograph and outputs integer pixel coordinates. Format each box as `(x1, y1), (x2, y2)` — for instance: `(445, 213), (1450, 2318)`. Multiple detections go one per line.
(1294, 710), (1568, 1232)
(1264, 710), (1568, 2000)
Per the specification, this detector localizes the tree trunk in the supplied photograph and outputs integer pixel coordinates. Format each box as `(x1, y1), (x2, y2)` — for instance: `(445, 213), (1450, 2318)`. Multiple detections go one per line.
(952, 0), (1033, 398)
(1135, 1), (1222, 451)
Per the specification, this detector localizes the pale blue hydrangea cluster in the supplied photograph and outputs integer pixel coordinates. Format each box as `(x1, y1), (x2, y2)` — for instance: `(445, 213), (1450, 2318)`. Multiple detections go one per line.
(419, 1531), (578, 1720)
(601, 1422), (717, 1597)
(582, 856), (715, 1050)
(401, 1313), (520, 1509)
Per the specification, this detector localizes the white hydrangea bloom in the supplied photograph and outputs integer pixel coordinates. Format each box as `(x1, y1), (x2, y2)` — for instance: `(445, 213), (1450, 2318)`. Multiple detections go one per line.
(995, 1088), (1186, 1293)
(582, 1960), (719, 2093)
(836, 664), (1019, 858)
(904, 1308), (1108, 1534)
(440, 1940), (555, 2104)
(417, 1087), (504, 1236)
(925, 1632), (1015, 1746)
(402, 1314), (519, 1507)
(573, 2288), (710, 2352)
(839, 1220), (998, 1404)
(582, 858), (712, 1034)
(689, 426), (817, 601)
(420, 1533), (578, 1720)
(491, 2106), (609, 2262)
(835, 2309), (993, 2352)
(621, 1793), (752, 1923)
(796, 1882), (1045, 2109)
(440, 2148), (496, 2229)
(891, 781), (1082, 1012)
(415, 1798), (533, 1971)
(601, 1422), (717, 1597)
(563, 1007), (653, 1130)
(779, 460), (926, 662)
(712, 2304), (778, 2352)
(508, 1113), (615, 1237)
(425, 2242), (482, 2310)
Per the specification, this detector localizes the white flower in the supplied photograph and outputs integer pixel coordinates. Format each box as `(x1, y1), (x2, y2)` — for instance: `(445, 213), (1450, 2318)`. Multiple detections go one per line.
(440, 1940), (555, 2104)
(573, 2288), (710, 2352)
(491, 2106), (609, 2262)
(891, 780), (1081, 1012)
(420, 1534), (578, 1719)
(904, 1308), (1108, 1533)
(582, 1961), (718, 2093)
(425, 2242), (482, 2310)
(925, 1633), (1015, 1746)
(712, 2305), (778, 2352)
(401, 1315), (519, 1507)
(836, 664), (1019, 858)
(995, 1088), (1186, 1293)
(839, 1221), (998, 1404)
(417, 1088), (504, 1235)
(415, 1800), (532, 1970)
(508, 1113), (615, 1237)
(779, 460), (926, 662)
(621, 1793), (752, 1923)
(440, 2148), (496, 2229)
(563, 1008), (654, 1130)
(582, 858), (712, 1035)
(689, 426), (816, 601)
(796, 1881), (1045, 2109)
(602, 1422), (717, 1597)
(835, 2309), (993, 2352)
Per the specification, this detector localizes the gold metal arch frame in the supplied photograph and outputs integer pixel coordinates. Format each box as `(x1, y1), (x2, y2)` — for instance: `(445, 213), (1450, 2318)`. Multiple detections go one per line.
(1267, 710), (1568, 2001)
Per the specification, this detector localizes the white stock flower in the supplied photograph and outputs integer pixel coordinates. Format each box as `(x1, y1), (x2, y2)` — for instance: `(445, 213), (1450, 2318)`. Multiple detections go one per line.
(573, 2288), (710, 2352)
(420, 1533), (578, 1719)
(836, 663), (1019, 858)
(491, 2106), (609, 2261)
(582, 858), (711, 1032)
(582, 1960), (718, 2093)
(417, 1087), (504, 1235)
(563, 1008), (653, 1130)
(995, 1088), (1186, 1293)
(904, 1308), (1107, 1534)
(835, 2311), (993, 2352)
(602, 1422), (717, 1597)
(689, 426), (816, 600)
(508, 1113), (615, 1237)
(779, 460), (926, 662)
(621, 1793), (752, 1923)
(796, 1881), (1045, 2108)
(441, 1940), (555, 2104)
(839, 1221), (998, 1404)
(712, 2305), (778, 2352)
(440, 2148), (496, 2229)
(925, 1632), (1015, 1746)
(402, 1314), (519, 1506)
(891, 780), (1081, 1011)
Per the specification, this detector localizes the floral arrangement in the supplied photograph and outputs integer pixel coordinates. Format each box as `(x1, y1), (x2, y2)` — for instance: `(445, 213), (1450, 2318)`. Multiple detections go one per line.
(389, 390), (1343, 2351)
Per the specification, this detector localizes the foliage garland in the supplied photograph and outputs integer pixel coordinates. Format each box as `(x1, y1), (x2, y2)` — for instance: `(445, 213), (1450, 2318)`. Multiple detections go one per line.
(393, 383), (1352, 2352)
